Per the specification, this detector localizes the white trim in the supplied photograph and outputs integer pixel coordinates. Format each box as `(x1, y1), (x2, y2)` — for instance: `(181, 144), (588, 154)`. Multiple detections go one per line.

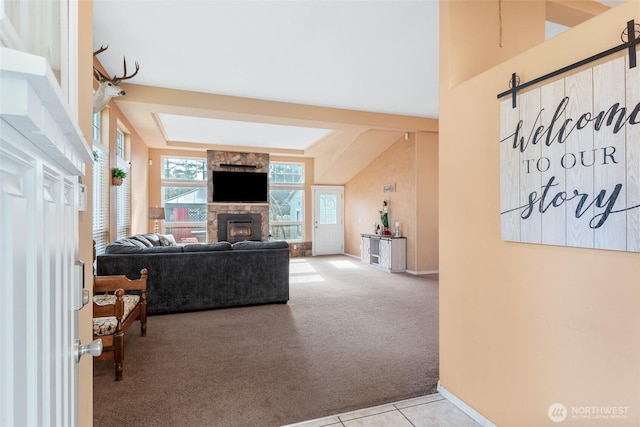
(343, 253), (439, 276)
(437, 382), (497, 427)
(0, 47), (92, 174)
(63, 0), (74, 114)
(311, 185), (344, 256)
(410, 269), (439, 275)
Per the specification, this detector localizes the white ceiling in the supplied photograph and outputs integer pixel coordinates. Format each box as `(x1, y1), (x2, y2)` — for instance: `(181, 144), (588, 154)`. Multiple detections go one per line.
(93, 1), (621, 159)
(157, 113), (333, 150)
(92, 1), (439, 152)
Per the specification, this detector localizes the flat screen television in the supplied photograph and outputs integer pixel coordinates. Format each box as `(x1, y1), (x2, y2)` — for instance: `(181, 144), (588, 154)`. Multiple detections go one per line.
(212, 170), (268, 203)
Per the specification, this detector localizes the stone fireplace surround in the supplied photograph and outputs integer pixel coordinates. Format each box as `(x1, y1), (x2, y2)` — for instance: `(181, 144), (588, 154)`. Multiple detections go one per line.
(207, 150), (270, 243)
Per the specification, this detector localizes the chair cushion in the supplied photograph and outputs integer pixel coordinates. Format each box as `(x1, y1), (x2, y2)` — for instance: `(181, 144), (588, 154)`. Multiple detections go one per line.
(93, 294), (141, 336)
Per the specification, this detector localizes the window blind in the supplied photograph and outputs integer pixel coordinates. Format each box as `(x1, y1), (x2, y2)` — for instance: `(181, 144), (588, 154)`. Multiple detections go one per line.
(92, 144), (109, 255)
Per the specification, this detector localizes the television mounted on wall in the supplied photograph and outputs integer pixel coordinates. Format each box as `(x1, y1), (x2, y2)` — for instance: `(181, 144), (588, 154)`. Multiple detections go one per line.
(212, 170), (268, 203)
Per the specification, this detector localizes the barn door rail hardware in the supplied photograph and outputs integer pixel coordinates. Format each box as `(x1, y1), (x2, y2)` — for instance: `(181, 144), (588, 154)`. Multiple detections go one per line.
(497, 19), (640, 108)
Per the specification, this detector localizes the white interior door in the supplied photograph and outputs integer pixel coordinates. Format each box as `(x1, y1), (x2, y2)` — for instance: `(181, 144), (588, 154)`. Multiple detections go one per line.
(0, 141), (79, 427)
(0, 47), (91, 427)
(312, 186), (344, 255)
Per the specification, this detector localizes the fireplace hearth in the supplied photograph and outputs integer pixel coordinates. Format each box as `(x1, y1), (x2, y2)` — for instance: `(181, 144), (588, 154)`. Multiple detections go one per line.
(218, 213), (262, 243)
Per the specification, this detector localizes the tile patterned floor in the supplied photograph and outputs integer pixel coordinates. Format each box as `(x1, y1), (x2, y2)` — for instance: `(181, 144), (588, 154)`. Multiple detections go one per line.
(283, 393), (481, 427)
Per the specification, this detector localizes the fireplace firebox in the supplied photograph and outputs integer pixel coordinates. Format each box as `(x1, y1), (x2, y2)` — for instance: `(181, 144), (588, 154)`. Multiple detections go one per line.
(217, 213), (262, 243)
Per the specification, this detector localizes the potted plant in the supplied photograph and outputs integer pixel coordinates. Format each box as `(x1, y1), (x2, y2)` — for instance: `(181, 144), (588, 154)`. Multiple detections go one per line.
(112, 167), (127, 186)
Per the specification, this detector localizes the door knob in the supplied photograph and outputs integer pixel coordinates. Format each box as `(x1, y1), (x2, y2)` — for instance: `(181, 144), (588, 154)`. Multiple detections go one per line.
(74, 338), (103, 363)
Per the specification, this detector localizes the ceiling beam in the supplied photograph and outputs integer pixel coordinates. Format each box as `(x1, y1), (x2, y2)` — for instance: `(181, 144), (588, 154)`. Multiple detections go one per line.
(118, 83), (438, 134)
(115, 84), (439, 185)
(546, 0), (610, 27)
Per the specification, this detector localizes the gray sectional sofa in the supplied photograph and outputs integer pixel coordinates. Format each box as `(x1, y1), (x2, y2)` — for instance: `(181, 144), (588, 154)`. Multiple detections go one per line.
(96, 233), (290, 315)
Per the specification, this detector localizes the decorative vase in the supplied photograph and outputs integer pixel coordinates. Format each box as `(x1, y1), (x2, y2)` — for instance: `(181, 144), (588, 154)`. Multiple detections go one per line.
(112, 177), (123, 186)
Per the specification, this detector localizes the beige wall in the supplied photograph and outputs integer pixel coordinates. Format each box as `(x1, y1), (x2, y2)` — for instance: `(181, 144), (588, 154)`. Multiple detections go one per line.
(444, 0), (544, 87)
(440, 2), (640, 425)
(128, 121), (150, 234)
(344, 132), (439, 273)
(77, 1), (94, 424)
(345, 135), (414, 261)
(415, 131), (438, 273)
(99, 105), (149, 238)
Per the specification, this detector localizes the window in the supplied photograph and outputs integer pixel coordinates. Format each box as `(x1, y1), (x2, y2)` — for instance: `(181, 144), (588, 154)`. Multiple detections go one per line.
(92, 112), (109, 254)
(319, 194), (337, 224)
(92, 112), (100, 143)
(269, 162), (304, 241)
(161, 157), (207, 242)
(116, 130), (124, 159)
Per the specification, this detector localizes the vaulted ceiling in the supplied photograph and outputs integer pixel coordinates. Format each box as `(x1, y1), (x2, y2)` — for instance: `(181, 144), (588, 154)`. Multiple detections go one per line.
(92, 0), (620, 184)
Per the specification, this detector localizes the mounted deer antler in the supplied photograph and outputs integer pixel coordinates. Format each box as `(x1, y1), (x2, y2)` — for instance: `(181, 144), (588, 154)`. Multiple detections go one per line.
(93, 45), (140, 113)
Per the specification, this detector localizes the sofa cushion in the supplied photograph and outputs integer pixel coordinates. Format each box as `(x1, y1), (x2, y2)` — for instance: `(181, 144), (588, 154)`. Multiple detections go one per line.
(231, 240), (290, 250)
(183, 242), (233, 252)
(105, 239), (145, 254)
(130, 235), (154, 247)
(142, 245), (184, 253)
(104, 233), (179, 254)
(137, 233), (164, 246)
(105, 240), (184, 254)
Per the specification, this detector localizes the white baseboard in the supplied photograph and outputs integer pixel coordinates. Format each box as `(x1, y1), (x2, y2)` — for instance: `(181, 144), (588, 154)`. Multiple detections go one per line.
(343, 252), (360, 259)
(408, 269), (439, 275)
(437, 382), (497, 427)
(343, 254), (439, 276)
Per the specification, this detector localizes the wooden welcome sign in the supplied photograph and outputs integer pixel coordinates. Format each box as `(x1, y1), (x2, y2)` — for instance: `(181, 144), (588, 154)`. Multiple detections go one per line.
(500, 55), (640, 252)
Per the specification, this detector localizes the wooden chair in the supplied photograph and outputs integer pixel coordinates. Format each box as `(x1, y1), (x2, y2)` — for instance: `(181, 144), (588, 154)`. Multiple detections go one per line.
(93, 257), (148, 381)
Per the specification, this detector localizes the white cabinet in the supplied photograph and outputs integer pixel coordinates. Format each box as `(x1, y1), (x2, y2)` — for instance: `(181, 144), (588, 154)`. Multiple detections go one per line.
(361, 234), (406, 272)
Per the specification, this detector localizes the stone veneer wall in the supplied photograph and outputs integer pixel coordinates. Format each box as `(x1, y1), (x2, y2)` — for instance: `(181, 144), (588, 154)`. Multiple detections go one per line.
(289, 241), (312, 257)
(207, 151), (270, 243)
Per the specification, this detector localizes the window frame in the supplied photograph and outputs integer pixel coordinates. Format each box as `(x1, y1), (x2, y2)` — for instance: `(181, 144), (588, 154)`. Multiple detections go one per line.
(160, 156), (208, 242)
(269, 162), (305, 242)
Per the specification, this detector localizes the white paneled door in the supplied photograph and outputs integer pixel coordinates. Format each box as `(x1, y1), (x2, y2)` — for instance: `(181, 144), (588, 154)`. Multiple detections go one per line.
(312, 186), (344, 255)
(0, 47), (92, 427)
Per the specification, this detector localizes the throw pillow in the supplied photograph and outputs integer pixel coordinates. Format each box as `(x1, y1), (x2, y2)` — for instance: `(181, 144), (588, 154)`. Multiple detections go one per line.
(158, 234), (177, 246)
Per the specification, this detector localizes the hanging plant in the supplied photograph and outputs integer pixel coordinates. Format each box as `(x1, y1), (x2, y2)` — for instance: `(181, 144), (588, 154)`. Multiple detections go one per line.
(112, 167), (127, 186)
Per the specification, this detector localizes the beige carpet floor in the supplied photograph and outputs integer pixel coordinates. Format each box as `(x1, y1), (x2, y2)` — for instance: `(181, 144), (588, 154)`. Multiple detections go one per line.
(93, 255), (439, 427)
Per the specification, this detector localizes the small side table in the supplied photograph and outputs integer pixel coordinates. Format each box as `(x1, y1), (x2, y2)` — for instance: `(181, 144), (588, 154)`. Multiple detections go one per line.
(361, 234), (406, 272)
